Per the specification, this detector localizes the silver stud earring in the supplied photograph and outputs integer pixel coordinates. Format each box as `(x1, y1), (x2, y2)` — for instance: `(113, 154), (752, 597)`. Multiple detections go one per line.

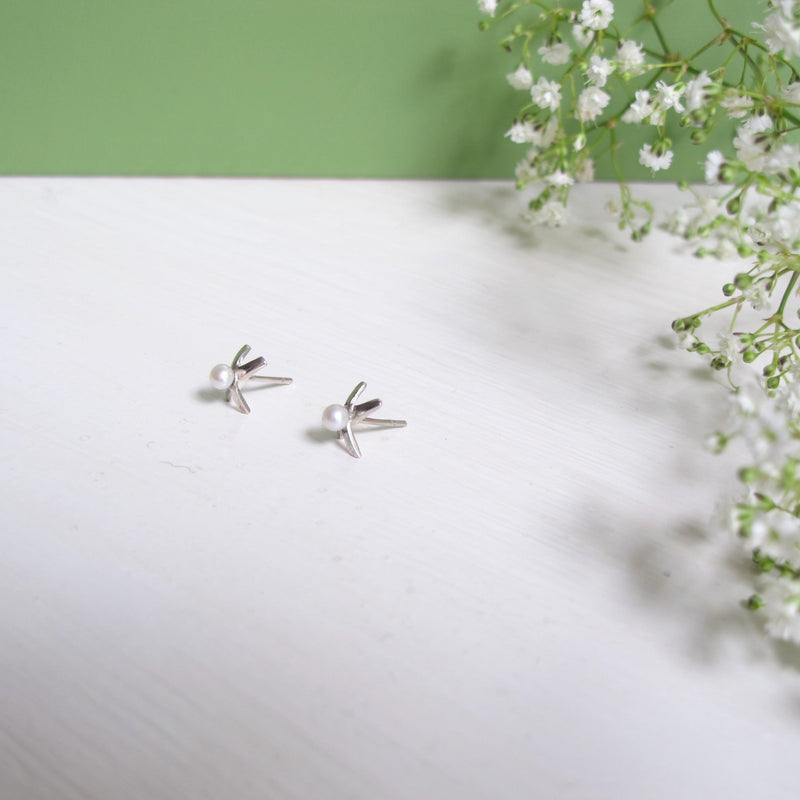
(322, 381), (407, 458)
(209, 344), (293, 414)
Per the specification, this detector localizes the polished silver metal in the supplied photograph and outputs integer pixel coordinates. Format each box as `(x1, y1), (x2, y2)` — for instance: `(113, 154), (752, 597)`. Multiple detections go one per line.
(328, 381), (407, 458)
(218, 344), (292, 414)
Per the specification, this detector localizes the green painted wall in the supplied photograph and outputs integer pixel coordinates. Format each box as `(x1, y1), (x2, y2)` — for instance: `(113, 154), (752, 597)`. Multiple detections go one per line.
(0, 0), (762, 178)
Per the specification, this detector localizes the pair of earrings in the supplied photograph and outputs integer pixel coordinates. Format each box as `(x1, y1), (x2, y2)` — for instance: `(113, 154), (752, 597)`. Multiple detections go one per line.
(208, 345), (407, 459)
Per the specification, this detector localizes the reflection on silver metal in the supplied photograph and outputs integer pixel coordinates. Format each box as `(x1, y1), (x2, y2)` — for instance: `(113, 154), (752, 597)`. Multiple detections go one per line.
(322, 381), (407, 458)
(210, 344), (293, 414)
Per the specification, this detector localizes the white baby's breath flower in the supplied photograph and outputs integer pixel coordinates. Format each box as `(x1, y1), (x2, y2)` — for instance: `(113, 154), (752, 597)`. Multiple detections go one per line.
(750, 513), (772, 549)
(621, 89), (653, 123)
(744, 280), (771, 310)
(573, 132), (586, 151)
(676, 330), (698, 350)
(546, 169), (574, 187)
(505, 120), (537, 144)
(575, 86), (610, 121)
(517, 118), (560, 154)
(639, 143), (673, 172)
(514, 158), (537, 185)
(575, 157), (595, 182)
(733, 115), (773, 171)
(759, 10), (800, 58)
(760, 576), (800, 643)
(704, 150), (726, 184)
(763, 142), (800, 176)
(530, 77), (562, 112)
(714, 237), (739, 260)
(604, 196), (622, 218)
(478, 0), (498, 16)
(541, 200), (567, 227)
(697, 195), (720, 222)
(515, 158), (537, 183)
(782, 82), (800, 104)
(525, 200), (567, 227)
(718, 331), (741, 362)
(764, 201), (800, 247)
(506, 64), (533, 90)
(578, 0), (614, 31)
(666, 207), (690, 235)
(782, 380), (800, 417)
(654, 80), (685, 113)
(685, 70), (713, 112)
(734, 385), (760, 416)
(537, 116), (560, 148)
(758, 512), (800, 565)
(720, 91), (754, 118)
(585, 54), (614, 87)
(538, 42), (571, 65)
(769, 0), (796, 17)
(572, 24), (594, 49)
(615, 40), (646, 75)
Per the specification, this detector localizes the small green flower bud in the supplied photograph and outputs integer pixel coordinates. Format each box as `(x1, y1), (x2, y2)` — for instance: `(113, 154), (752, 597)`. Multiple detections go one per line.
(740, 466), (760, 483)
(720, 165), (737, 183)
(694, 246), (708, 257)
(753, 550), (775, 572)
(763, 362), (777, 376)
(726, 195), (742, 215)
(678, 180), (689, 191)
(742, 347), (758, 363)
(738, 333), (754, 345)
(746, 594), (765, 610)
(766, 375), (781, 389)
(710, 355), (729, 371)
(690, 129), (707, 144)
(734, 273), (753, 289)
(755, 493), (776, 511)
(722, 283), (736, 296)
(693, 342), (711, 354)
(736, 244), (754, 258)
(694, 107), (711, 124)
(478, 19), (490, 31)
(672, 318), (687, 332)
(754, 340), (767, 352)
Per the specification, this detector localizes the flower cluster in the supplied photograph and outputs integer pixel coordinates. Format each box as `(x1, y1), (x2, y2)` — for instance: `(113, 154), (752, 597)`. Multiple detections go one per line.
(480, 0), (800, 644)
(710, 382), (800, 642)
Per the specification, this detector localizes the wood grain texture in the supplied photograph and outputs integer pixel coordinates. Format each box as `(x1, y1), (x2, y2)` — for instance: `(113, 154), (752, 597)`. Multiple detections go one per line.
(1, 178), (797, 800)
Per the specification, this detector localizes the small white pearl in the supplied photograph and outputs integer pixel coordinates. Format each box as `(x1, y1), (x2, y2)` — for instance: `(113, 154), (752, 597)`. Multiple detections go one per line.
(322, 404), (349, 431)
(209, 363), (235, 390)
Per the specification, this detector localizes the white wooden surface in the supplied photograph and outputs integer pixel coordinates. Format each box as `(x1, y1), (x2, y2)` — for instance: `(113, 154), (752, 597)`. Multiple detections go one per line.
(2, 178), (799, 800)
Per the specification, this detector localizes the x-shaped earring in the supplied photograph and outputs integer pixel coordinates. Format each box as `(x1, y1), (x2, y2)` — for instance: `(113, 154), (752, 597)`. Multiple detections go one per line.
(322, 381), (406, 458)
(209, 344), (292, 414)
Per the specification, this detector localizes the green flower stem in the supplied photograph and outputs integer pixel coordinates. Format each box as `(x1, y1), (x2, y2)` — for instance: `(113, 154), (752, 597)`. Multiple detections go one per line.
(687, 34), (726, 64)
(647, 11), (671, 56)
(777, 272), (799, 318)
(699, 296), (744, 318)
